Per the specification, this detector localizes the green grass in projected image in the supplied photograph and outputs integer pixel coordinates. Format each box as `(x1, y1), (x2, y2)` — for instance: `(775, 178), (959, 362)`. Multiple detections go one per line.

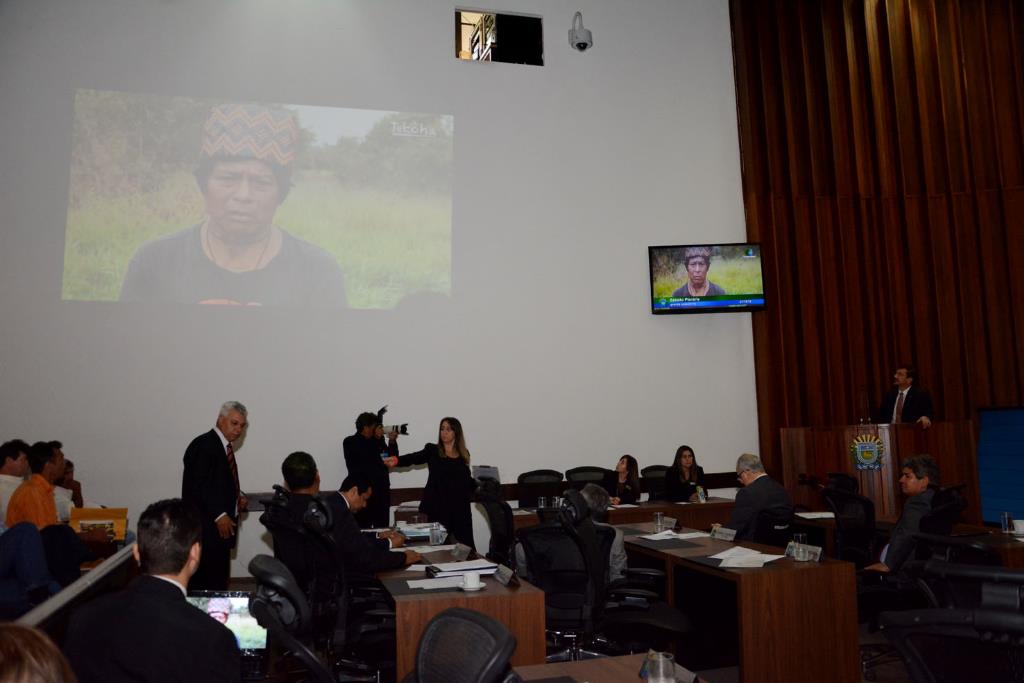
(61, 90), (453, 309)
(652, 252), (764, 299)
(62, 172), (452, 308)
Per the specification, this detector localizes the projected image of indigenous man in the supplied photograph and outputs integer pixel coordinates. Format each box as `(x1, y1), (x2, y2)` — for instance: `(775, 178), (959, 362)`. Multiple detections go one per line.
(671, 246), (726, 298)
(119, 104), (347, 306)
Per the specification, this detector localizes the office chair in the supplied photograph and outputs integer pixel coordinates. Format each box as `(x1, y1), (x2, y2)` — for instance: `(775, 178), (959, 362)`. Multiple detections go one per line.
(249, 555), (372, 683)
(516, 469), (563, 509)
(880, 562), (1024, 683)
(564, 466), (615, 493)
(258, 487), (394, 680)
(821, 487), (878, 567)
(476, 478), (515, 568)
(401, 608), (521, 683)
(825, 472), (859, 493)
(752, 508), (793, 548)
(641, 465), (669, 501)
(517, 490), (692, 661)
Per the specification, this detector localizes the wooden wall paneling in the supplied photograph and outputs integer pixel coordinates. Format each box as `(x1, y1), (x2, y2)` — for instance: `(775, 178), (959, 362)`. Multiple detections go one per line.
(732, 0), (1024, 475)
(884, 0), (926, 194)
(984, 2), (1024, 185)
(958, 1), (1001, 189)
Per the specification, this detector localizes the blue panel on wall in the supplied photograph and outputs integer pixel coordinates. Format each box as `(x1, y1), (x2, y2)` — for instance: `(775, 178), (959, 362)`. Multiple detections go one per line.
(978, 409), (1024, 525)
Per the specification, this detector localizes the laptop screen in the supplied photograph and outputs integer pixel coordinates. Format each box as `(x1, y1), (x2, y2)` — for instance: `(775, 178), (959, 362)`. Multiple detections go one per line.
(186, 591), (268, 652)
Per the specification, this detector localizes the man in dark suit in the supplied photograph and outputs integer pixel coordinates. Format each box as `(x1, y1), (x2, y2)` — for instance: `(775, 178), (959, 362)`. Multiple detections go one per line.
(716, 453), (793, 541)
(182, 401), (249, 590)
(342, 411), (398, 529)
(64, 498), (241, 682)
(876, 364), (934, 428)
(865, 454), (939, 573)
(281, 451), (419, 576)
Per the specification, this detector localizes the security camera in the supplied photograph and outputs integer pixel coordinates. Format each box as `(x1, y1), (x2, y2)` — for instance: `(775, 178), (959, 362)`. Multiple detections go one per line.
(569, 11), (593, 52)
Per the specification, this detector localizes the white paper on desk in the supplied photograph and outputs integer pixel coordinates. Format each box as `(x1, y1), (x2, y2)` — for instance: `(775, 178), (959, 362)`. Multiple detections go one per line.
(611, 503), (638, 508)
(405, 564), (429, 571)
(512, 509), (534, 516)
(431, 559), (497, 573)
(796, 511), (836, 519)
(675, 501), (692, 505)
(640, 530), (679, 540)
(407, 577), (464, 590)
(418, 544), (457, 552)
(711, 546), (786, 568)
(675, 531), (710, 539)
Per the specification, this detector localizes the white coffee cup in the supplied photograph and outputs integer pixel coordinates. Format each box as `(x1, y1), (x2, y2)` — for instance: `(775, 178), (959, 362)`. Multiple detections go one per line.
(1013, 520), (1024, 536)
(462, 572), (481, 589)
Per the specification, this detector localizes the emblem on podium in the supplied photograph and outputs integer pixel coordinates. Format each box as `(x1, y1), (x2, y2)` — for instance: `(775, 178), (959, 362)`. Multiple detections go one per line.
(850, 434), (884, 470)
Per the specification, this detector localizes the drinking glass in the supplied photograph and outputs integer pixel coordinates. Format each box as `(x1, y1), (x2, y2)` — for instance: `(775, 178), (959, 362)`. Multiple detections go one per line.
(646, 651), (676, 683)
(653, 512), (665, 532)
(793, 533), (809, 561)
(429, 523), (446, 546)
(410, 514), (425, 526)
(537, 496), (548, 510)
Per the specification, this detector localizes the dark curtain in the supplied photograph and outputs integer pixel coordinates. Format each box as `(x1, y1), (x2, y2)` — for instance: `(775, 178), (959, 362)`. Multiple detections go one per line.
(730, 0), (1024, 471)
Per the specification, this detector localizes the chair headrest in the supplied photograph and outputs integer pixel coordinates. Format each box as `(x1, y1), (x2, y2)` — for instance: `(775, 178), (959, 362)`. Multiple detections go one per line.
(302, 495), (333, 533)
(558, 489), (590, 526)
(248, 554), (312, 632)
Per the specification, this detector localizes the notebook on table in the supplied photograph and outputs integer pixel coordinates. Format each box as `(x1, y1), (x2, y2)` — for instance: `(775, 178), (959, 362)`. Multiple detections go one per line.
(186, 590), (268, 681)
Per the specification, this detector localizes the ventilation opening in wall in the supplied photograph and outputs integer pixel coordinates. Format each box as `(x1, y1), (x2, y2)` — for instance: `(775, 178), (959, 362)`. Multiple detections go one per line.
(455, 10), (543, 66)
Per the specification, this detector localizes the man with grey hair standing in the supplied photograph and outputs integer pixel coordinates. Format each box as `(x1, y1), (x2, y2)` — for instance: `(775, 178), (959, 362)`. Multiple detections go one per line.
(715, 453), (793, 542)
(182, 401), (249, 590)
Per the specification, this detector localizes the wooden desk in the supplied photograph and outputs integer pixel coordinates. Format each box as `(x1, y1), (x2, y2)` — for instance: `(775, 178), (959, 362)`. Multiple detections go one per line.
(622, 523), (859, 683)
(792, 515), (1024, 569)
(378, 548), (545, 680)
(516, 652), (699, 682)
(398, 499), (735, 532)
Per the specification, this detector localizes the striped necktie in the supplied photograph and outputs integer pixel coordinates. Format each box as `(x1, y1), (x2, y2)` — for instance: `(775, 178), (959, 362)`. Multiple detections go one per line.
(226, 443), (241, 501)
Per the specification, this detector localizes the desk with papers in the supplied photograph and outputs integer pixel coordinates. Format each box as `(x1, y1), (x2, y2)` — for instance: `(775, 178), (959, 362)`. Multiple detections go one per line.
(621, 522), (859, 683)
(377, 547), (545, 679)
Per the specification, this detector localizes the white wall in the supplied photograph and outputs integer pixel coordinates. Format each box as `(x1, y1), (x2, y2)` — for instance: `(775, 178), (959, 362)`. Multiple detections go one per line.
(0, 0), (757, 575)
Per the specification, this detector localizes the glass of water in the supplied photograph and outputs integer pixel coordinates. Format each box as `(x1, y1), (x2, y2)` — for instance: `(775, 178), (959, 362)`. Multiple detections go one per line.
(537, 496), (548, 510)
(792, 533), (809, 561)
(654, 511), (665, 532)
(645, 651), (676, 683)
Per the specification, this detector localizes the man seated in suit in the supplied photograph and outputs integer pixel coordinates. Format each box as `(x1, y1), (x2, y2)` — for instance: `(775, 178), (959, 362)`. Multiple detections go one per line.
(876, 364), (933, 429)
(865, 454), (939, 573)
(281, 452), (419, 577)
(63, 498), (241, 683)
(578, 483), (627, 582)
(714, 453), (793, 541)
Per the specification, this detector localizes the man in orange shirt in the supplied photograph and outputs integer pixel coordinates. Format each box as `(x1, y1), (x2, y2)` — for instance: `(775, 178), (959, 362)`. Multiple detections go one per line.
(5, 442), (64, 530)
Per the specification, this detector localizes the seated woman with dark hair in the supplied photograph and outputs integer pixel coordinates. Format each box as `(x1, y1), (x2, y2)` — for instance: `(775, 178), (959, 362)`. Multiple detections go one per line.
(609, 455), (640, 505)
(665, 445), (705, 503)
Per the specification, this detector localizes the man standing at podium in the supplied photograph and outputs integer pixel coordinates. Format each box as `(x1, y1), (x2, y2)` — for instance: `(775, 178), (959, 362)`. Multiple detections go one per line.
(876, 364), (933, 429)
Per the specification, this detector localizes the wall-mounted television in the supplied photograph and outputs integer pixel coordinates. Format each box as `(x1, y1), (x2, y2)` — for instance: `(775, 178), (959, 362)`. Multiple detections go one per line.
(648, 242), (765, 314)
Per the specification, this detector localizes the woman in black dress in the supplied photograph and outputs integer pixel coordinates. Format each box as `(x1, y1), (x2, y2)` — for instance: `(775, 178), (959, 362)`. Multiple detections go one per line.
(665, 445), (705, 502)
(397, 417), (477, 549)
(609, 454), (640, 505)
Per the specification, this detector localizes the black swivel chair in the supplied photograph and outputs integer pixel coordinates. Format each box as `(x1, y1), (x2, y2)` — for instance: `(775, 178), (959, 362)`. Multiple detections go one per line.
(258, 487), (394, 680)
(476, 478), (515, 568)
(248, 555), (362, 683)
(880, 562), (1024, 683)
(822, 487), (879, 567)
(565, 466), (615, 494)
(400, 607), (521, 683)
(517, 490), (692, 661)
(826, 472), (859, 493)
(516, 469), (563, 509)
(752, 508), (794, 548)
(641, 465), (670, 501)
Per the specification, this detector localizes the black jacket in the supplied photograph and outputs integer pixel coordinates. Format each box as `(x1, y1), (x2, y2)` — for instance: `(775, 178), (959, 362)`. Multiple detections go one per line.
(321, 491), (407, 575)
(342, 432), (397, 529)
(398, 443), (477, 550)
(877, 386), (934, 424)
(725, 474), (794, 541)
(664, 465), (705, 502)
(64, 575), (241, 683)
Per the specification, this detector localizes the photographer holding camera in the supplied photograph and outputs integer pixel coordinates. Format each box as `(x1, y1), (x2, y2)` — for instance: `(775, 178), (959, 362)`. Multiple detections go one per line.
(341, 410), (400, 529)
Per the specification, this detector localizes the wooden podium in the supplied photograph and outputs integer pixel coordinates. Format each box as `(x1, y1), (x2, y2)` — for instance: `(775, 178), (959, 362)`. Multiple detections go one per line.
(779, 421), (980, 524)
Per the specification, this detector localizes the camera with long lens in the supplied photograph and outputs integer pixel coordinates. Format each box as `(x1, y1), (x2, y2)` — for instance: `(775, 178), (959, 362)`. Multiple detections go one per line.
(376, 405), (408, 435)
